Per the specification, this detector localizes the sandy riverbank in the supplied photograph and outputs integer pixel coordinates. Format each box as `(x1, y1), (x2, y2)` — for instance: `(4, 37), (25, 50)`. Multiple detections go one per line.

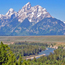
(25, 54), (45, 60)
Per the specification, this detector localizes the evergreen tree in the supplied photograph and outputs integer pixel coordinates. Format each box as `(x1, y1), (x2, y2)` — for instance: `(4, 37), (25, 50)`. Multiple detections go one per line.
(18, 55), (22, 65)
(0, 42), (16, 65)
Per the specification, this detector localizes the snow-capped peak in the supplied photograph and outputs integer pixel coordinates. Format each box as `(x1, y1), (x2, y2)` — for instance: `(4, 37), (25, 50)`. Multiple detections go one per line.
(22, 2), (31, 11)
(17, 2), (51, 23)
(4, 8), (18, 19)
(0, 2), (52, 23)
(26, 2), (31, 6)
(9, 8), (14, 12)
(6, 8), (15, 16)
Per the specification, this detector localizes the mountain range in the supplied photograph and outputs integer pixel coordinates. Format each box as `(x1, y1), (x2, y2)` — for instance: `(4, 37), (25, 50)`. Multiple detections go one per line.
(0, 2), (65, 36)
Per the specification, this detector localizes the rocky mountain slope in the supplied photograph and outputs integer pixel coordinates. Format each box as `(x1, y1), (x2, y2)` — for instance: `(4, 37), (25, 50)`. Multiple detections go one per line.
(0, 2), (65, 36)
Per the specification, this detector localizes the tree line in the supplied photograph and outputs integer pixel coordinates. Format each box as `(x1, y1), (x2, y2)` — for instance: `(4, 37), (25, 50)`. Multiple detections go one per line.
(0, 42), (65, 65)
(9, 42), (46, 59)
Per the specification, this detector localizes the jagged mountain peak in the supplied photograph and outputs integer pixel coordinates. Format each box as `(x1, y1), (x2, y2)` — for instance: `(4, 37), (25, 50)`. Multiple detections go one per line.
(0, 3), (52, 23)
(9, 8), (14, 12)
(5, 8), (18, 18)
(6, 8), (15, 16)
(26, 2), (31, 6)
(33, 5), (47, 13)
(18, 3), (51, 23)
(22, 2), (31, 11)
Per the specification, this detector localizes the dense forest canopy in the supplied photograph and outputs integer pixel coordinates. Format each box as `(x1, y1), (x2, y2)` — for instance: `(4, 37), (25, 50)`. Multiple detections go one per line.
(9, 42), (49, 59)
(0, 42), (65, 65)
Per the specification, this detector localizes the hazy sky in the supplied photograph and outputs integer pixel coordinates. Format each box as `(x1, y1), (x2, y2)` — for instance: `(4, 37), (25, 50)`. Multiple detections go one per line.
(0, 0), (65, 21)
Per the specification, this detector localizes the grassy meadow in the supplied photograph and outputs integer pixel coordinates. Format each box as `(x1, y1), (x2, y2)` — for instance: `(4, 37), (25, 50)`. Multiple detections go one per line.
(0, 35), (65, 46)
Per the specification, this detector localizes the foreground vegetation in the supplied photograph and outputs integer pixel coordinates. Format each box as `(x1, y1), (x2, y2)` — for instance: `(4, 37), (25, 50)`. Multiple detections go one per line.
(0, 42), (65, 65)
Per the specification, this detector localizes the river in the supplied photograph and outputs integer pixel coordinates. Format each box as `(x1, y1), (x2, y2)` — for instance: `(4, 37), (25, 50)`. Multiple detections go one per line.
(26, 48), (55, 59)
(38, 48), (55, 56)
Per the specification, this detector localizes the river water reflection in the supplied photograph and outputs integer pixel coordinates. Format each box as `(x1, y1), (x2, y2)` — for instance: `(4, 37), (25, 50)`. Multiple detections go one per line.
(38, 48), (55, 56)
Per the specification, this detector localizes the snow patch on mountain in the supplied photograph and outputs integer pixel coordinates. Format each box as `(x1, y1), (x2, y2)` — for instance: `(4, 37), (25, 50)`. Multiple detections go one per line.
(64, 21), (65, 23)
(0, 14), (3, 18)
